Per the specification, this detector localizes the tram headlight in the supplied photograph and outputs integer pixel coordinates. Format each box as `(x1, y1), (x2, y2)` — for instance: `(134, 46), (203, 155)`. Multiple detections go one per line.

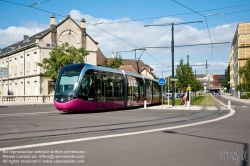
(67, 96), (73, 101)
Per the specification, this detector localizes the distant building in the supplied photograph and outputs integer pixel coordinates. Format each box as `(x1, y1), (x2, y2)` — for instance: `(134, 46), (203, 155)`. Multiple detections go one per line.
(229, 22), (250, 91)
(105, 58), (155, 78)
(0, 14), (105, 95)
(196, 74), (224, 89)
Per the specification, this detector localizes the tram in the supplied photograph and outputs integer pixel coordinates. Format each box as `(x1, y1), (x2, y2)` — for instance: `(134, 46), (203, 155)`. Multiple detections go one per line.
(54, 64), (162, 112)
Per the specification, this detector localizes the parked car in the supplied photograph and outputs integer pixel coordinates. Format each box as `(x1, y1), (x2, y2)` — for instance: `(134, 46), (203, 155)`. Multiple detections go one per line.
(165, 93), (172, 99)
(176, 93), (183, 98)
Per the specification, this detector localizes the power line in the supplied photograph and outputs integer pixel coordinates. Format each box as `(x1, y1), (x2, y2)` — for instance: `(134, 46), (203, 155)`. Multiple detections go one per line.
(175, 27), (226, 43)
(0, 0), (141, 50)
(172, 0), (214, 64)
(224, 9), (250, 15)
(96, 4), (250, 25)
(0, 0), (170, 73)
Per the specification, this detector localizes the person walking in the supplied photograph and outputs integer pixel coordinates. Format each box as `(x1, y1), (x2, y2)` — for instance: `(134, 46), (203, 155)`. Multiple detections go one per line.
(182, 91), (188, 106)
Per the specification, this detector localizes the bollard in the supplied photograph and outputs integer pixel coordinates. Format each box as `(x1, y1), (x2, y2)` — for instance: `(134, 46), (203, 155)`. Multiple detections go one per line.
(228, 100), (231, 109)
(187, 101), (190, 110)
(144, 100), (147, 109)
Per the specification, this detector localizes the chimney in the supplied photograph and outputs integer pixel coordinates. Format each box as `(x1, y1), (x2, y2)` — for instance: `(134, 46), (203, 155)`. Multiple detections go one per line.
(24, 35), (29, 40)
(81, 18), (86, 48)
(81, 19), (86, 29)
(50, 14), (55, 25)
(50, 14), (57, 44)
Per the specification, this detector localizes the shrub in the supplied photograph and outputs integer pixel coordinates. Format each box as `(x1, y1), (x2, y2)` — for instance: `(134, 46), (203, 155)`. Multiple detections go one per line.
(241, 92), (250, 99)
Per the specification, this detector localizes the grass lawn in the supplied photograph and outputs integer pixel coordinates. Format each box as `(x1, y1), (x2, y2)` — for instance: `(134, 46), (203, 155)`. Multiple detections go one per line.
(163, 93), (222, 106)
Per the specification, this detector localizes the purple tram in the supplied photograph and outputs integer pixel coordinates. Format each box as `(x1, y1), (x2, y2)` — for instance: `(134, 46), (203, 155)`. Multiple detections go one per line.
(54, 64), (162, 112)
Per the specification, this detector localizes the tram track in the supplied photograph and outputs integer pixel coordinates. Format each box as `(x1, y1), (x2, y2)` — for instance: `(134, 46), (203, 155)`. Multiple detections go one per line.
(0, 94), (226, 144)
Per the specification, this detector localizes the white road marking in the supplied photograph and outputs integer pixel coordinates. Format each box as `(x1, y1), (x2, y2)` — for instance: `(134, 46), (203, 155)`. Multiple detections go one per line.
(0, 109), (235, 152)
(242, 106), (247, 107)
(0, 111), (56, 117)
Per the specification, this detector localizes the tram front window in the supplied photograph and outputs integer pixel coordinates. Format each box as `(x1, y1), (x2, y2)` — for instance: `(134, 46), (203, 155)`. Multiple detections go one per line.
(55, 67), (82, 102)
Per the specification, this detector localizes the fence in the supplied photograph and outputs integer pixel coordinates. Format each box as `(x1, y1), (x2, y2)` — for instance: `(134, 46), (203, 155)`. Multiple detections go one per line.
(0, 94), (54, 103)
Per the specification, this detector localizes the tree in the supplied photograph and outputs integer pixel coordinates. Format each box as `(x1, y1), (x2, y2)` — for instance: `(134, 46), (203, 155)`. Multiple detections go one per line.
(221, 64), (230, 92)
(102, 54), (123, 68)
(38, 42), (89, 80)
(236, 59), (250, 92)
(175, 59), (203, 92)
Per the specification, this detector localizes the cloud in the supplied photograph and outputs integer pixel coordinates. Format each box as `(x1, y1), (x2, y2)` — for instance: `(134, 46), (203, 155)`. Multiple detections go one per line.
(0, 22), (48, 48)
(0, 9), (235, 77)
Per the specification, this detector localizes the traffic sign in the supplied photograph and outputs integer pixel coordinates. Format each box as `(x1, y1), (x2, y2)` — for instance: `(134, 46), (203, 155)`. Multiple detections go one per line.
(170, 78), (178, 81)
(187, 86), (191, 90)
(158, 78), (166, 85)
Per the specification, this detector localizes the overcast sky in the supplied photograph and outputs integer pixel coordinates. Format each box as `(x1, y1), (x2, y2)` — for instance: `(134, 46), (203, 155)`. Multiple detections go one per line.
(0, 0), (249, 77)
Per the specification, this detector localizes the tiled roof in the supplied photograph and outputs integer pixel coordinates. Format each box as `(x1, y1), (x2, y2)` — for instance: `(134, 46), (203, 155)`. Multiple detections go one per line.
(106, 58), (152, 73)
(0, 28), (50, 57)
(96, 48), (106, 65)
(0, 15), (98, 57)
(118, 65), (137, 73)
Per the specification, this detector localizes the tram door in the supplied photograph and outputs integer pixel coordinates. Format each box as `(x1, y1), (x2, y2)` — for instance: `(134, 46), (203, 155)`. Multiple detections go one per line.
(95, 74), (103, 110)
(127, 77), (137, 107)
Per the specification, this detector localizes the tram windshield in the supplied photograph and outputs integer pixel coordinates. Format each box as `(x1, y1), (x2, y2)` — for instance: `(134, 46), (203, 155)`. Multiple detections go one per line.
(55, 66), (82, 97)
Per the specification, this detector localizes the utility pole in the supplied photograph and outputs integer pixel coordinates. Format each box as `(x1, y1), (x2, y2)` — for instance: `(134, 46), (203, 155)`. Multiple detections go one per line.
(145, 20), (203, 106)
(171, 23), (175, 106)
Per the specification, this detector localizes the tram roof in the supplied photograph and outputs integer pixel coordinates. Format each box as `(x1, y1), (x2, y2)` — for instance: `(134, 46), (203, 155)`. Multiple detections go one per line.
(62, 63), (157, 82)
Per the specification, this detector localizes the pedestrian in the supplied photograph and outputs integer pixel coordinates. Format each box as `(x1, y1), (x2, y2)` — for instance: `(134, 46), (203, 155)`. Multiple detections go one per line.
(182, 91), (188, 106)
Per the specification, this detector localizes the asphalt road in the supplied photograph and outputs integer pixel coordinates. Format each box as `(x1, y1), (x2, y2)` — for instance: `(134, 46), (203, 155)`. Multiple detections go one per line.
(0, 97), (249, 166)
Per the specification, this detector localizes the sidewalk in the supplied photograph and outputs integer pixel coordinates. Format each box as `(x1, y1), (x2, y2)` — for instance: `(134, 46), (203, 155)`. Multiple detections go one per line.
(145, 104), (202, 110)
(219, 93), (250, 104)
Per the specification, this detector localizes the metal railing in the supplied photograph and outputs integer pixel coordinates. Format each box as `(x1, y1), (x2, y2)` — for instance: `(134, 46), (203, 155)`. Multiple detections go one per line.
(0, 94), (54, 103)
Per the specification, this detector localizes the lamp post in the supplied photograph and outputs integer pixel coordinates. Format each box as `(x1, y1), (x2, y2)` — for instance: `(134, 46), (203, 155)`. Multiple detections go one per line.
(145, 20), (203, 106)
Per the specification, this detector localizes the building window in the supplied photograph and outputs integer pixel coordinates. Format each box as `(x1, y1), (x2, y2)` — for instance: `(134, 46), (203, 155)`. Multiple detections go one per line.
(27, 55), (30, 71)
(27, 62), (30, 71)
(34, 54), (37, 69)
(20, 63), (23, 73)
(9, 60), (12, 74)
(15, 58), (17, 74)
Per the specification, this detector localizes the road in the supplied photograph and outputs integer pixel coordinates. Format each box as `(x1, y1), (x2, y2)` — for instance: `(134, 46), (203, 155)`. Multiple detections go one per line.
(0, 96), (249, 166)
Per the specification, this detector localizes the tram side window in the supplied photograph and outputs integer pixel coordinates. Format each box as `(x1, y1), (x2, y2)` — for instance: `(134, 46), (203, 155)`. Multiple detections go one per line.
(127, 77), (138, 100)
(145, 79), (152, 100)
(136, 78), (144, 100)
(153, 81), (160, 94)
(95, 74), (103, 96)
(113, 76), (124, 97)
(79, 74), (93, 97)
(153, 81), (161, 101)
(104, 76), (113, 97)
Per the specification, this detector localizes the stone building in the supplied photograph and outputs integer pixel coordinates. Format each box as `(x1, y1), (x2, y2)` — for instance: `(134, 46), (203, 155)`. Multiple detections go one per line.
(0, 14), (105, 96)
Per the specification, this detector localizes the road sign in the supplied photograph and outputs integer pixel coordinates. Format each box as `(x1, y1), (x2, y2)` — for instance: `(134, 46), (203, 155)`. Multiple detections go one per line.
(0, 67), (8, 78)
(158, 78), (166, 85)
(170, 78), (178, 81)
(187, 86), (191, 90)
